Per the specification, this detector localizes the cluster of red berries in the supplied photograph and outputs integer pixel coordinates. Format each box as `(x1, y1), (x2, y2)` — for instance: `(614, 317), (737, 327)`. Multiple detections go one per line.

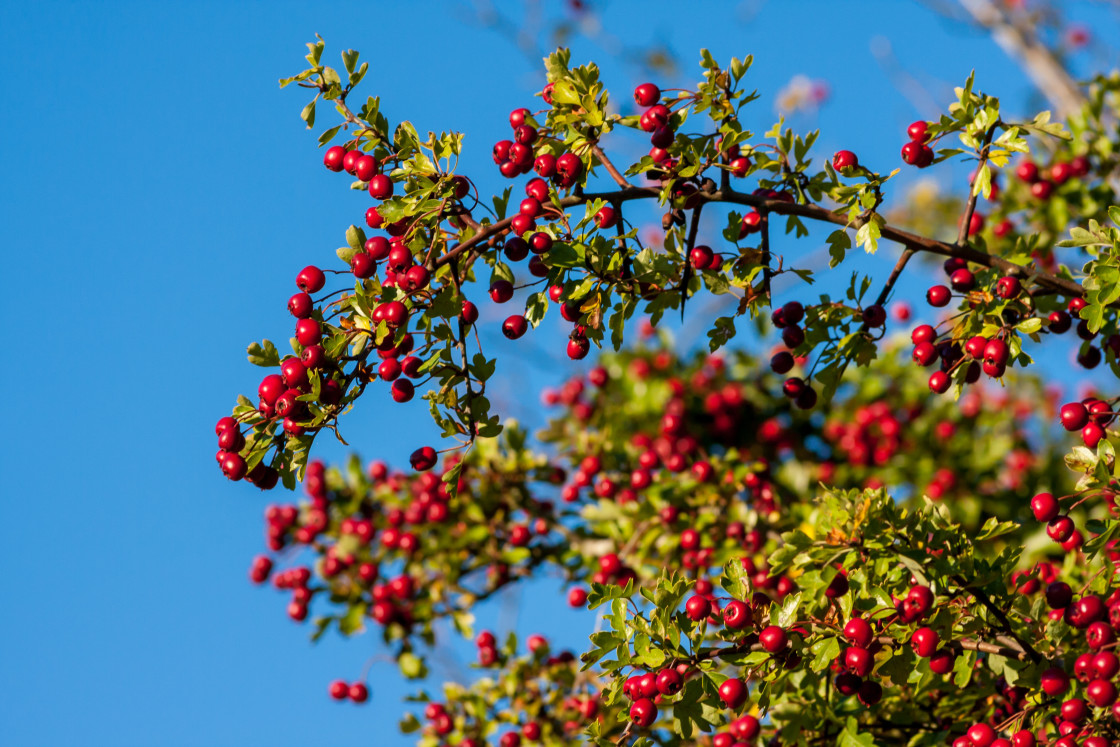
(911, 256), (1114, 397)
(1059, 396), (1116, 449)
(1029, 490), (1090, 552)
(769, 300), (823, 410)
(910, 261), (1030, 394)
(433, 637), (596, 744)
(493, 106), (583, 188)
(323, 144), (394, 199)
(900, 120), (935, 168)
(632, 82), (678, 169)
(1014, 156), (1092, 202)
(822, 401), (905, 469)
(327, 679), (368, 704)
(621, 657), (753, 732)
(538, 354), (821, 606)
(419, 702), (546, 747)
(213, 263), (350, 486)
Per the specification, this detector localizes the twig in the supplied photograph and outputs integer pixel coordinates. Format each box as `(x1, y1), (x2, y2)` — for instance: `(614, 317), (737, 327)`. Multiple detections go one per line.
(952, 574), (1042, 663)
(759, 209), (772, 306)
(681, 205), (703, 321)
(873, 248), (916, 309)
(591, 144), (633, 189)
(956, 125), (997, 248)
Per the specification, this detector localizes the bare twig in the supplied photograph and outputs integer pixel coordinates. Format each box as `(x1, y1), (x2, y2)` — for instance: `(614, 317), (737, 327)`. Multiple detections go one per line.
(591, 144), (633, 189)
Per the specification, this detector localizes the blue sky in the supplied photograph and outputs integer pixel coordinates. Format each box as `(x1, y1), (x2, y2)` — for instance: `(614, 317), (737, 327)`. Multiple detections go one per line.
(2, 2), (1118, 745)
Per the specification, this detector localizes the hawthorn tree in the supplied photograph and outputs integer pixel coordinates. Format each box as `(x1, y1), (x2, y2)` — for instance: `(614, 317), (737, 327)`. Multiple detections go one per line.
(214, 23), (1120, 747)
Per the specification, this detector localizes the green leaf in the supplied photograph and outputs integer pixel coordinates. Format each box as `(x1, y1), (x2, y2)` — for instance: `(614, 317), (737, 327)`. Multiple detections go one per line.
(775, 591), (802, 627)
(855, 219), (881, 254)
(721, 559), (751, 601)
(300, 97), (317, 129)
(346, 224), (367, 252)
(338, 602), (367, 635)
(973, 162), (992, 199)
(247, 339), (281, 367)
(954, 649), (976, 687)
(976, 516), (1020, 540)
(838, 718), (876, 747)
(810, 636), (841, 672)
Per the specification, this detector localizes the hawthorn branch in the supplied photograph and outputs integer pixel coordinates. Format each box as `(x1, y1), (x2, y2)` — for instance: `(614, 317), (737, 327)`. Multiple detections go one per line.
(692, 630), (1031, 668)
(956, 125), (997, 248)
(872, 248), (916, 309)
(681, 205), (703, 320)
(759, 209), (772, 305)
(952, 574), (1042, 663)
(591, 144), (633, 189)
(456, 186), (1086, 298)
(448, 257), (478, 442)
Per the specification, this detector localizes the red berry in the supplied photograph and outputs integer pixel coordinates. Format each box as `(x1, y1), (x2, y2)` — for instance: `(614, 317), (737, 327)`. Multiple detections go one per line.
(351, 251), (376, 278)
(295, 318), (322, 346)
(929, 648), (955, 674)
(844, 646), (872, 677)
(901, 141), (924, 165)
(1060, 402), (1089, 431)
(911, 627), (939, 658)
(655, 669), (683, 696)
(907, 120), (929, 142)
(595, 205), (617, 229)
(685, 594), (712, 621)
(629, 697), (657, 727)
(832, 150), (859, 172)
(843, 618), (873, 648)
(534, 154), (557, 178)
(220, 452), (247, 481)
(759, 625), (788, 653)
(368, 174), (393, 200)
(502, 315), (528, 340)
(490, 280), (514, 304)
(354, 154), (378, 182)
(740, 210), (762, 236)
(288, 292), (313, 318)
(296, 266), (326, 294)
(1031, 492), (1059, 522)
(968, 724), (996, 747)
(390, 379), (414, 403)
(323, 146), (346, 171)
(410, 446), (437, 472)
(1041, 666), (1071, 696)
(926, 285), (951, 307)
(567, 337), (590, 360)
(718, 678), (747, 709)
(722, 600), (752, 630)
(1016, 161), (1039, 183)
(996, 276), (1021, 299)
(634, 83), (660, 107)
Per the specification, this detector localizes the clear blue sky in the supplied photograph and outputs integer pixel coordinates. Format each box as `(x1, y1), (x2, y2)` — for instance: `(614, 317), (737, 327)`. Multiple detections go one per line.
(2, 2), (1117, 745)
